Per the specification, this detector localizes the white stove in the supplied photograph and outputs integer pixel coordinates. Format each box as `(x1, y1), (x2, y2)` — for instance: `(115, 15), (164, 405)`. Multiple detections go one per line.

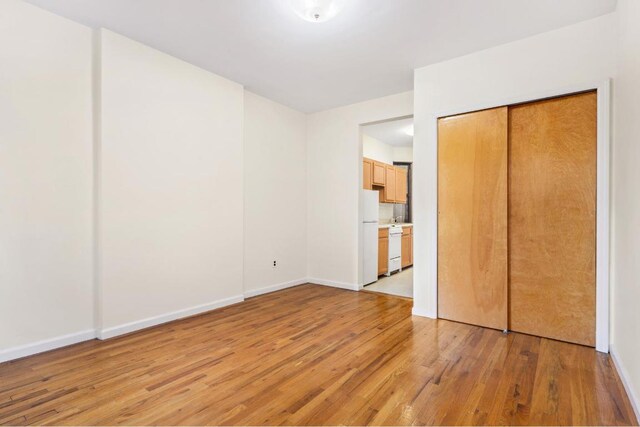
(387, 225), (403, 276)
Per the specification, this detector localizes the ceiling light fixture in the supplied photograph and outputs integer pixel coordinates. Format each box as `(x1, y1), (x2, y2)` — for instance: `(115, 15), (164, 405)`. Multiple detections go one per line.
(289, 0), (344, 23)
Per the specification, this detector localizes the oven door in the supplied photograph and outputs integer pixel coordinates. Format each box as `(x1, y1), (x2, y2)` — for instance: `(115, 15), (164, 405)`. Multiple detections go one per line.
(389, 233), (401, 260)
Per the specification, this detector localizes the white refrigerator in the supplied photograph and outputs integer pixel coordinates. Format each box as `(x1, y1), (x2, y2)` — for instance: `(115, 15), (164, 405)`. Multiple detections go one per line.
(363, 190), (379, 285)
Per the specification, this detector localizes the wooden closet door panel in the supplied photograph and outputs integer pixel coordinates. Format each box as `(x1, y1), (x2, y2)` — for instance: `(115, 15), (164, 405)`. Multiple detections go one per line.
(438, 107), (508, 330)
(509, 91), (596, 347)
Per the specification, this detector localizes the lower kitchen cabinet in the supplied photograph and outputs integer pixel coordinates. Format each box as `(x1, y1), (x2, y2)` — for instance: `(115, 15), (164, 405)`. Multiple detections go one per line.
(401, 226), (413, 268)
(379, 226), (411, 276)
(378, 228), (389, 276)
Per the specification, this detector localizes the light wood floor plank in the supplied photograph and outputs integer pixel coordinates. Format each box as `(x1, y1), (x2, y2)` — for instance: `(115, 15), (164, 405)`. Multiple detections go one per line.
(0, 284), (636, 426)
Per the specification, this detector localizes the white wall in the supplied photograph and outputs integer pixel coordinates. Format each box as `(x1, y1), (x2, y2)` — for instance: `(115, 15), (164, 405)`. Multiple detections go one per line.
(362, 134), (393, 164)
(413, 13), (617, 319)
(307, 91), (413, 288)
(243, 91), (307, 297)
(0, 0), (94, 359)
(611, 0), (640, 416)
(0, 4), (309, 357)
(363, 135), (414, 164)
(98, 30), (244, 336)
(393, 146), (413, 163)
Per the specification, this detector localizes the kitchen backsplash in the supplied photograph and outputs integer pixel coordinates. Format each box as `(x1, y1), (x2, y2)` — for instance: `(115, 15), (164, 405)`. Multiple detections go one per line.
(379, 202), (409, 224)
(379, 204), (395, 223)
(394, 203), (408, 223)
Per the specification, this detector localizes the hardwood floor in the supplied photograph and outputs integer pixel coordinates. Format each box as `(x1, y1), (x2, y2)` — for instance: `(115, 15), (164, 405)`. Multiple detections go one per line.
(0, 284), (636, 426)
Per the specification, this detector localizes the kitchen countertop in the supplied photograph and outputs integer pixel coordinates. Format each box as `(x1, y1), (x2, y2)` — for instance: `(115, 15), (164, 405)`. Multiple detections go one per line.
(378, 223), (413, 229)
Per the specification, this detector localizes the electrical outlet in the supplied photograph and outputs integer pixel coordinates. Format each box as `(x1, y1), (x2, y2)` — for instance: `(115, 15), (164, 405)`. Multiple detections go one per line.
(273, 260), (277, 268)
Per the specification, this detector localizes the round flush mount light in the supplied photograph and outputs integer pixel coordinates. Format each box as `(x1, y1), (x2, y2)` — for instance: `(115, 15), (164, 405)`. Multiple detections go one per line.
(289, 0), (345, 23)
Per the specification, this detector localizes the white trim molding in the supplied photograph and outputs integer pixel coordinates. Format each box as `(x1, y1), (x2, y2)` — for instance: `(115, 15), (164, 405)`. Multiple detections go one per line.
(411, 307), (434, 318)
(244, 278), (308, 298)
(594, 79), (611, 353)
(0, 329), (97, 364)
(97, 295), (245, 340)
(422, 79), (611, 353)
(307, 278), (360, 291)
(610, 346), (640, 421)
(1, 281), (311, 363)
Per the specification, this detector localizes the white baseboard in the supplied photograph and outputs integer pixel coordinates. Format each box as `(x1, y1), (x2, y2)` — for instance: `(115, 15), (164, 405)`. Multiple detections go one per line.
(97, 294), (245, 340)
(244, 278), (308, 298)
(610, 345), (640, 422)
(412, 307), (437, 319)
(0, 329), (96, 364)
(307, 277), (360, 291)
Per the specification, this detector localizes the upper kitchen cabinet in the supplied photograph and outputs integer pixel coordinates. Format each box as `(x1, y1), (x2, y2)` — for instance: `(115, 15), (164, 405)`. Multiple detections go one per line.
(381, 165), (396, 203)
(372, 161), (386, 186)
(363, 157), (387, 190)
(395, 168), (407, 204)
(361, 158), (409, 204)
(363, 158), (373, 190)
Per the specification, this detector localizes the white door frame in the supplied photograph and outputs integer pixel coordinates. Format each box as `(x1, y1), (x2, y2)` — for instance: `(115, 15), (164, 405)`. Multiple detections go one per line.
(426, 79), (611, 353)
(358, 115), (414, 289)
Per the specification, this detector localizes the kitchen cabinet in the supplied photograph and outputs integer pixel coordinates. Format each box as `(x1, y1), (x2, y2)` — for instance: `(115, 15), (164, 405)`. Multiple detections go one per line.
(401, 226), (413, 268)
(378, 228), (388, 276)
(363, 158), (373, 190)
(381, 165), (396, 203)
(396, 168), (407, 204)
(362, 158), (409, 205)
(372, 161), (386, 186)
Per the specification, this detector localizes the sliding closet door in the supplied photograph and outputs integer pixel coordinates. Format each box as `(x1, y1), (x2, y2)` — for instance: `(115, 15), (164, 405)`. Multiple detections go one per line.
(438, 107), (508, 330)
(509, 92), (596, 347)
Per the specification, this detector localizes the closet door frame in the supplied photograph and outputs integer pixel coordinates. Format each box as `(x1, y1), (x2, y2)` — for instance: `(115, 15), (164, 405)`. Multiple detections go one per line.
(425, 79), (611, 353)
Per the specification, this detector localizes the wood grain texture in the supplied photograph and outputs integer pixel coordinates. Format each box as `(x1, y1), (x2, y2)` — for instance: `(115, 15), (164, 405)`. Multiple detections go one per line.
(396, 167), (408, 204)
(378, 228), (389, 239)
(401, 232), (412, 268)
(508, 91), (597, 347)
(378, 233), (389, 275)
(0, 285), (635, 426)
(363, 158), (373, 190)
(402, 226), (413, 268)
(382, 165), (396, 203)
(372, 161), (385, 186)
(438, 107), (509, 330)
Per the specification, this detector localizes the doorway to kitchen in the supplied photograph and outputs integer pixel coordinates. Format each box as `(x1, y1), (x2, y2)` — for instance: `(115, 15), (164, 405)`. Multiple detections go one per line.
(359, 116), (413, 298)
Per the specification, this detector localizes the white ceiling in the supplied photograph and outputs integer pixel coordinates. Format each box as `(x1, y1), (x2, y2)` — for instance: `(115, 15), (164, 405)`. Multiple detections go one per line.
(363, 118), (413, 147)
(25, 0), (617, 113)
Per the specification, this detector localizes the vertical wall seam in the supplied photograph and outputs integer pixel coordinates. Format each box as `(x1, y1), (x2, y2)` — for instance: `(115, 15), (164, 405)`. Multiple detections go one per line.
(92, 28), (102, 334)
